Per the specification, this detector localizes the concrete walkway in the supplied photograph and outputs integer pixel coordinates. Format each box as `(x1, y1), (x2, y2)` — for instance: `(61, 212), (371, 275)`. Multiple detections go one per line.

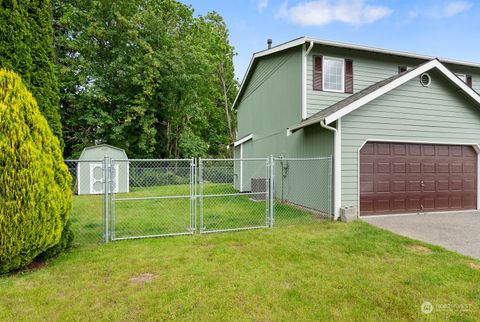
(362, 211), (480, 259)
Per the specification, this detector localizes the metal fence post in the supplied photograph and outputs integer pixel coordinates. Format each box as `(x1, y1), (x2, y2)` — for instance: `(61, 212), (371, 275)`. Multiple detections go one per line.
(103, 156), (109, 243)
(190, 157), (196, 232)
(198, 158), (204, 232)
(269, 155), (275, 227)
(329, 156), (333, 219)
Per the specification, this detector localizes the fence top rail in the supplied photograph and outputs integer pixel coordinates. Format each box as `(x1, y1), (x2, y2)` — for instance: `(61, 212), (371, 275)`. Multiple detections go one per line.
(200, 158), (269, 162)
(273, 156), (332, 161)
(64, 159), (107, 163)
(112, 158), (194, 162)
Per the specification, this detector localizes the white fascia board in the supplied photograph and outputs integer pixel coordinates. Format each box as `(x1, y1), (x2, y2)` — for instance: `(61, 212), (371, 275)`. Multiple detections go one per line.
(288, 117), (321, 133)
(305, 37), (480, 69)
(323, 59), (480, 125)
(233, 133), (253, 147)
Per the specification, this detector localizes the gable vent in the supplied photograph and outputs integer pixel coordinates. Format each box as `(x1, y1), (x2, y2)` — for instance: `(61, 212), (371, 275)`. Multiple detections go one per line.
(420, 73), (431, 87)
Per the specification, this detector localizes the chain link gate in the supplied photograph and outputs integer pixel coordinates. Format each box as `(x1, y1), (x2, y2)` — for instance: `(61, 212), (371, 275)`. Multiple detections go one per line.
(108, 159), (196, 240)
(65, 156), (332, 243)
(198, 158), (272, 233)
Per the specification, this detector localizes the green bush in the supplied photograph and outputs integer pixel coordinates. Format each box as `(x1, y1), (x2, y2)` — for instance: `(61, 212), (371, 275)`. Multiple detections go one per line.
(0, 70), (72, 273)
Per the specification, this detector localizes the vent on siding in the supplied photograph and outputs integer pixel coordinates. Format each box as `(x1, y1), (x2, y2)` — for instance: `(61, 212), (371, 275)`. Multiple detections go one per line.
(420, 73), (431, 87)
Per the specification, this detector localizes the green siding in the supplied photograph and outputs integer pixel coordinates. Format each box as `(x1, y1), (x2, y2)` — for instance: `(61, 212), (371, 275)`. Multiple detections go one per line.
(235, 46), (334, 212)
(341, 69), (480, 208)
(306, 44), (480, 117)
(237, 48), (303, 139)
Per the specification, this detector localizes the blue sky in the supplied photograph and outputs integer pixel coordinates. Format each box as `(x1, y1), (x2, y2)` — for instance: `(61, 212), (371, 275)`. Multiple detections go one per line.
(179, 0), (480, 80)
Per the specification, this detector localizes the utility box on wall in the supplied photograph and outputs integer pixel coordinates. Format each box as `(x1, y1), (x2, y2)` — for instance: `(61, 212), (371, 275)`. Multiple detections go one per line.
(77, 144), (129, 195)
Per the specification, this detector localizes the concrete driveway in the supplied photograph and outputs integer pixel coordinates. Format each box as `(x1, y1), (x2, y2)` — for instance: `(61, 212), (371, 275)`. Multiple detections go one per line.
(362, 211), (480, 259)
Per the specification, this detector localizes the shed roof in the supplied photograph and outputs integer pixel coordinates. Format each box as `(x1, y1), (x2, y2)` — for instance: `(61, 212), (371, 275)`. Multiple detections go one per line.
(79, 144), (128, 160)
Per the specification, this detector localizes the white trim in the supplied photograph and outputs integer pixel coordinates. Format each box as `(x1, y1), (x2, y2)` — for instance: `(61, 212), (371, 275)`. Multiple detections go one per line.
(239, 144), (244, 192)
(356, 139), (480, 218)
(320, 119), (341, 219)
(324, 59), (480, 125)
(322, 56), (345, 93)
(334, 119), (341, 219)
(456, 73), (466, 82)
(233, 133), (253, 147)
(302, 41), (314, 120)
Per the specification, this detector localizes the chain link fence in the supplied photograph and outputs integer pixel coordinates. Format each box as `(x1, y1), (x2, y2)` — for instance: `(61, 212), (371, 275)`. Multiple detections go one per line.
(110, 159), (195, 240)
(273, 157), (333, 225)
(64, 156), (332, 245)
(65, 160), (107, 246)
(199, 158), (271, 233)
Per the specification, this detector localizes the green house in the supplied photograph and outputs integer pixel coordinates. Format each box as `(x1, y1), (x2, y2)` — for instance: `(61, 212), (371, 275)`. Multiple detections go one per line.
(77, 144), (129, 195)
(234, 37), (480, 219)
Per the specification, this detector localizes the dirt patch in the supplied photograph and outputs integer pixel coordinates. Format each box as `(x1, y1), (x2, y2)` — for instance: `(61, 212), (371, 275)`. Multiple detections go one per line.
(27, 258), (47, 271)
(130, 273), (156, 284)
(408, 244), (433, 254)
(468, 262), (480, 270)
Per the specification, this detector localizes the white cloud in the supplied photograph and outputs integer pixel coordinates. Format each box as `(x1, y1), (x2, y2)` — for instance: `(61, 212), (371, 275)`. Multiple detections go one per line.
(277, 0), (392, 26)
(408, 1), (472, 21)
(432, 1), (472, 18)
(257, 0), (269, 13)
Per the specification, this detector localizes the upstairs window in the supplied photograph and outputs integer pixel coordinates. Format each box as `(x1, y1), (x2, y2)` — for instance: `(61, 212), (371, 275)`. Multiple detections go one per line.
(313, 56), (353, 93)
(323, 57), (344, 92)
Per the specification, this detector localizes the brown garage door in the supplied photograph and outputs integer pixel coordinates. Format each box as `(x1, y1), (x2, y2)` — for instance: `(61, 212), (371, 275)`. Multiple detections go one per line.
(360, 142), (477, 216)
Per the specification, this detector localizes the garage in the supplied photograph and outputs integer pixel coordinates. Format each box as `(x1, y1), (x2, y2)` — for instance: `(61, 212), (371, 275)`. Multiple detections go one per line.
(360, 142), (477, 216)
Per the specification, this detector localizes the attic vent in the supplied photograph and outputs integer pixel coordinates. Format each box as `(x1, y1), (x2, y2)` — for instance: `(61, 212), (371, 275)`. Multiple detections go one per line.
(420, 73), (431, 87)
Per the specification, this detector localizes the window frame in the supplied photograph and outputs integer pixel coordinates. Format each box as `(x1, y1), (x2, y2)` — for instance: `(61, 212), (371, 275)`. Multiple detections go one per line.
(322, 56), (345, 93)
(456, 73), (466, 82)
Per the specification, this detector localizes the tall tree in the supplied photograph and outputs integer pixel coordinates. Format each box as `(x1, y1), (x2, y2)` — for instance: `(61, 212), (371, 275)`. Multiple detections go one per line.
(53, 0), (237, 158)
(0, 0), (63, 144)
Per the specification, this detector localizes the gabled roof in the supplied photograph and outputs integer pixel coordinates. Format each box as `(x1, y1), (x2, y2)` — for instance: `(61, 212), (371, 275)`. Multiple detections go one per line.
(82, 143), (125, 152)
(233, 36), (480, 110)
(288, 59), (480, 133)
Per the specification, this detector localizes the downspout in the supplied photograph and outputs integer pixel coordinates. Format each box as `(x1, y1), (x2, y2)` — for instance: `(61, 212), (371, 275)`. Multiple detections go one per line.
(305, 40), (314, 56)
(321, 120), (341, 220)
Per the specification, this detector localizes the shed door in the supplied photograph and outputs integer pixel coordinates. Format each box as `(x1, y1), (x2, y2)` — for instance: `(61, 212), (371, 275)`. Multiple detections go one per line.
(360, 142), (477, 216)
(89, 163), (119, 194)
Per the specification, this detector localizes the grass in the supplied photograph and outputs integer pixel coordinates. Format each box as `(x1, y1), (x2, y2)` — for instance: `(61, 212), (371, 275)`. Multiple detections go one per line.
(0, 222), (479, 320)
(2, 184), (479, 320)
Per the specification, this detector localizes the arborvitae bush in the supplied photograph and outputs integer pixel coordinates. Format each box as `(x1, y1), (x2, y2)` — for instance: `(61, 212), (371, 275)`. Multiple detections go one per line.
(0, 0), (63, 144)
(0, 69), (72, 273)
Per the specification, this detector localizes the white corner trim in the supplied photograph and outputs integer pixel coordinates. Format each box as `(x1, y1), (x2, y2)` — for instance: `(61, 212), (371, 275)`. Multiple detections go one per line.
(334, 119), (341, 220)
(233, 133), (253, 147)
(240, 144), (244, 192)
(302, 41), (314, 120)
(320, 119), (341, 219)
(324, 59), (480, 125)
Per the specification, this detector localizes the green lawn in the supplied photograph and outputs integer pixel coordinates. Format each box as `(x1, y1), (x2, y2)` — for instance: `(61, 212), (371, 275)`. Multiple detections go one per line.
(1, 221), (479, 320)
(3, 184), (479, 320)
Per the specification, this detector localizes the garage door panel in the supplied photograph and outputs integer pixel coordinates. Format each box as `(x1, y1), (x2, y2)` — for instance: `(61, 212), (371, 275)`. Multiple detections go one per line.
(407, 162), (421, 173)
(463, 163), (476, 173)
(360, 142), (477, 215)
